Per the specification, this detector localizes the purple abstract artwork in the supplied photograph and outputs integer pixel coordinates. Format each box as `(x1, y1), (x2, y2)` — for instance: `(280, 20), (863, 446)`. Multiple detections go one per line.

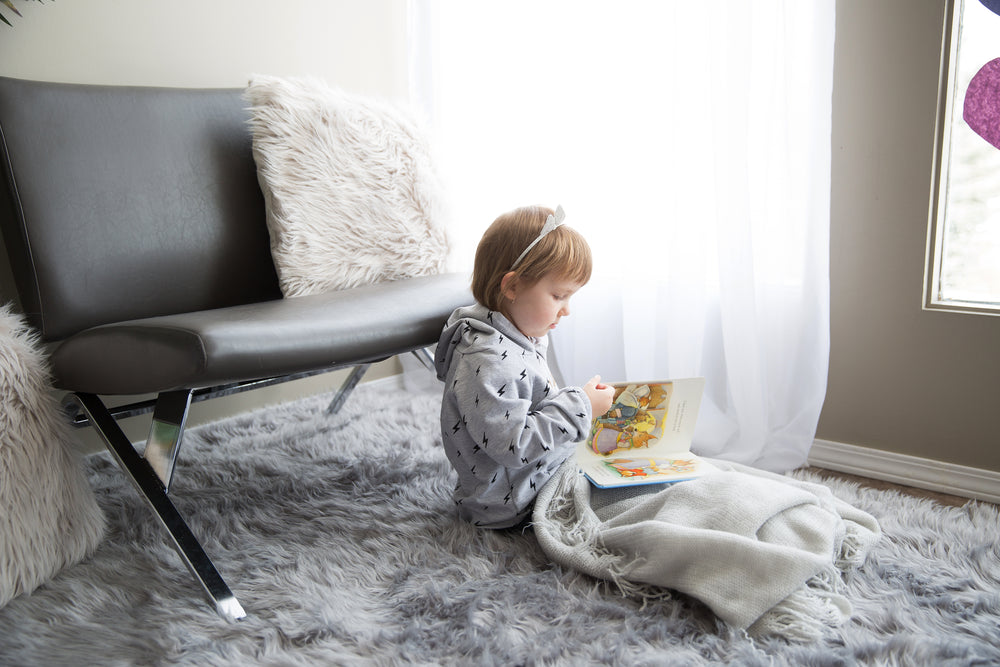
(964, 58), (1000, 150)
(980, 0), (1000, 17)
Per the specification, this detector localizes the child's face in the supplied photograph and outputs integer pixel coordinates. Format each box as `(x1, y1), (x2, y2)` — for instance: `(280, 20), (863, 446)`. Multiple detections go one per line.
(504, 273), (584, 339)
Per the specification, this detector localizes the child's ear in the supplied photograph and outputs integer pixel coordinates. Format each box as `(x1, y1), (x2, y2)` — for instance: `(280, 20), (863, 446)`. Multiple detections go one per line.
(500, 271), (519, 302)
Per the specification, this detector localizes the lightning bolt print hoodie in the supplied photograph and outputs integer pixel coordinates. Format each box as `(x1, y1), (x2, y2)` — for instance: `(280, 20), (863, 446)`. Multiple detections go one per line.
(434, 304), (592, 528)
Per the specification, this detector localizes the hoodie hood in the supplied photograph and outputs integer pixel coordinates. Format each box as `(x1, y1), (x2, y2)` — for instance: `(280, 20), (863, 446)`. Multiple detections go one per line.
(434, 304), (538, 382)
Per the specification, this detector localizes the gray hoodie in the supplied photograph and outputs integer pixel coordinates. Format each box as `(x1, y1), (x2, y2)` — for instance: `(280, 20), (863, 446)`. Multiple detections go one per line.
(434, 304), (592, 528)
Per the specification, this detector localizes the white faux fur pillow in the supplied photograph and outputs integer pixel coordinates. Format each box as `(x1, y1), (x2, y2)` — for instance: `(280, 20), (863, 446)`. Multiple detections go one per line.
(245, 75), (449, 297)
(0, 305), (105, 608)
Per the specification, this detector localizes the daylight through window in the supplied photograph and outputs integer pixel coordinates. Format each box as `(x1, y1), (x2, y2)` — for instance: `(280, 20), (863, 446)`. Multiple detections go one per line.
(926, 0), (1000, 314)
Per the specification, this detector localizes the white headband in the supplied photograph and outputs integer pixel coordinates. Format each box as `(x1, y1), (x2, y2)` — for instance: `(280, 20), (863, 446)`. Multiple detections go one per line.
(509, 205), (567, 270)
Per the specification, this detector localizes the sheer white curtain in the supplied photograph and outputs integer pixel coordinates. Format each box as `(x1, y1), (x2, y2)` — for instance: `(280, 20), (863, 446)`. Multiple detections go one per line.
(410, 1), (835, 472)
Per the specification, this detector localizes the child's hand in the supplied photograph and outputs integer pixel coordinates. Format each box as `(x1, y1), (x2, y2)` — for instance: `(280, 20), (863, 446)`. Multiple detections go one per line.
(583, 375), (615, 417)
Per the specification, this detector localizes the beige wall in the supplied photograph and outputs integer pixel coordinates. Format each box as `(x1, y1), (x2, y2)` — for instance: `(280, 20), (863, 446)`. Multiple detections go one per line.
(0, 0), (408, 93)
(2, 0), (997, 472)
(817, 0), (1000, 473)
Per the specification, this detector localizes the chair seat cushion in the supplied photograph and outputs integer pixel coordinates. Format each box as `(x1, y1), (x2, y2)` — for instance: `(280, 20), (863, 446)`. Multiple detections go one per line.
(50, 273), (471, 395)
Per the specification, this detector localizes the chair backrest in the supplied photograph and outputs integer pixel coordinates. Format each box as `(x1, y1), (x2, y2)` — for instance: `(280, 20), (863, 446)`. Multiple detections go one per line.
(0, 77), (281, 342)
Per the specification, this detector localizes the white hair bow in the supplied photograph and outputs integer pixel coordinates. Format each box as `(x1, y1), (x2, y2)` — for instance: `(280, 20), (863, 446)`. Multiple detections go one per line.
(509, 205), (567, 270)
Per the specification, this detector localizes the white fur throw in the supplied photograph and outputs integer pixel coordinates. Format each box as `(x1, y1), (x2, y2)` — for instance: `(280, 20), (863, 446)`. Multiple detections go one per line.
(245, 75), (450, 297)
(0, 305), (105, 609)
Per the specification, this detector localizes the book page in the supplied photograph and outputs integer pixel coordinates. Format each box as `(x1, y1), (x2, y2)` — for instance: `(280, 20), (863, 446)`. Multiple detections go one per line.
(576, 377), (706, 488)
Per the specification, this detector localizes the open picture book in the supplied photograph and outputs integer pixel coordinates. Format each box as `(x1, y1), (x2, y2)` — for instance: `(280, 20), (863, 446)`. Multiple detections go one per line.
(576, 377), (711, 488)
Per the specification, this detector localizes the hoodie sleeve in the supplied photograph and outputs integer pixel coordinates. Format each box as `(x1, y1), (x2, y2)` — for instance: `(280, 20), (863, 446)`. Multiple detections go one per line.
(448, 341), (592, 468)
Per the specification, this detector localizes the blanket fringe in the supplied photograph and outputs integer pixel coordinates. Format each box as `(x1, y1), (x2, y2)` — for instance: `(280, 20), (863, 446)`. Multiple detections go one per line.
(749, 567), (852, 642)
(836, 516), (880, 573)
(535, 471), (624, 591)
(535, 470), (673, 605)
(749, 505), (880, 642)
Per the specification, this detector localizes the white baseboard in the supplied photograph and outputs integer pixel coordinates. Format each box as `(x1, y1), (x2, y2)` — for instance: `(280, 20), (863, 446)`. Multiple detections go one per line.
(809, 439), (1000, 505)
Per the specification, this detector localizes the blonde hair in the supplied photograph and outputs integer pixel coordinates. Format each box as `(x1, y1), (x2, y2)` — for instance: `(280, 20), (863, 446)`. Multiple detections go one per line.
(471, 205), (593, 312)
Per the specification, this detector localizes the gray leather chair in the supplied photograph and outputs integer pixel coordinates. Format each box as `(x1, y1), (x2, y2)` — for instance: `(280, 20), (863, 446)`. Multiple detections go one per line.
(0, 76), (470, 620)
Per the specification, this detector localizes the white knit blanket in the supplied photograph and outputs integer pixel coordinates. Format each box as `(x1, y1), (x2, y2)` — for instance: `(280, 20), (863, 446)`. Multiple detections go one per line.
(532, 458), (881, 640)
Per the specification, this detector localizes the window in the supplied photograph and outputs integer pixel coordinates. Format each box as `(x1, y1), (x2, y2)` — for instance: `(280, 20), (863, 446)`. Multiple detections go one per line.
(926, 0), (1000, 315)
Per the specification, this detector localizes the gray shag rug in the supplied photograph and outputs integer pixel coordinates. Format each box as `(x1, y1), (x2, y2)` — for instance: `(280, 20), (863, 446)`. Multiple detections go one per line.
(1, 379), (998, 666)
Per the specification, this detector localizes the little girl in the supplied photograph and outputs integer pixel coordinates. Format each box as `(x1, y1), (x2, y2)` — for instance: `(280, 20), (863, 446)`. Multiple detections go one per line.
(434, 205), (615, 528)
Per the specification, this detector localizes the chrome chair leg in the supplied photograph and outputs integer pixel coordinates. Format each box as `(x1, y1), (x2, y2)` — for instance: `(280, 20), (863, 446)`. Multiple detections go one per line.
(143, 389), (193, 493)
(325, 363), (371, 415)
(71, 392), (246, 622)
(410, 346), (435, 372)
(324, 349), (437, 416)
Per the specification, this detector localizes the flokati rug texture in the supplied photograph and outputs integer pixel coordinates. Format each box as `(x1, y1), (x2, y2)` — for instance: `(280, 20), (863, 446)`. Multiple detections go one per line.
(0, 305), (105, 609)
(0, 380), (997, 666)
(245, 75), (450, 298)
